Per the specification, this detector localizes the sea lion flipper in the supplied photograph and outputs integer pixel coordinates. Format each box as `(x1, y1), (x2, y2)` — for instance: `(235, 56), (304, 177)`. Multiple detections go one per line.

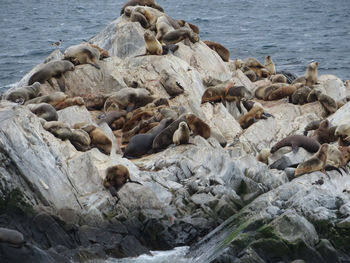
(90, 63), (101, 70)
(56, 76), (66, 92)
(129, 179), (142, 185)
(324, 165), (343, 176)
(262, 112), (274, 118)
(303, 130), (308, 136)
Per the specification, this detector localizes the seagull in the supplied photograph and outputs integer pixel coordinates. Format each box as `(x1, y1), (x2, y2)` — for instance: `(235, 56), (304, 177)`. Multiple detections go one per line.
(51, 39), (63, 48)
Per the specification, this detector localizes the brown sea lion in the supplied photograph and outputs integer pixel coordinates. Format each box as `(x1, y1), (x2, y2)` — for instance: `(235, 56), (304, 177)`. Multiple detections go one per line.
(43, 121), (72, 140)
(83, 94), (108, 111)
(64, 44), (100, 69)
(264, 55), (276, 75)
(25, 92), (67, 106)
(123, 117), (173, 158)
(173, 121), (190, 145)
(103, 165), (142, 198)
(203, 40), (230, 62)
(311, 119), (337, 144)
(294, 144), (329, 178)
(244, 69), (257, 82)
(270, 135), (321, 154)
(339, 146), (350, 166)
(120, 0), (164, 15)
(6, 82), (41, 105)
(27, 103), (58, 121)
(303, 119), (323, 135)
(163, 28), (199, 45)
(131, 8), (150, 28)
(87, 44), (109, 59)
(185, 113), (211, 139)
(201, 81), (232, 105)
(80, 124), (112, 155)
(267, 85), (297, 100)
(97, 110), (127, 127)
(315, 90), (338, 114)
(239, 105), (265, 129)
(290, 86), (311, 105)
(28, 60), (74, 92)
(111, 117), (126, 130)
(177, 19), (200, 34)
(243, 57), (270, 78)
(69, 129), (91, 152)
(159, 69), (184, 97)
(292, 61), (318, 87)
(254, 83), (287, 100)
(122, 110), (155, 132)
(156, 16), (173, 41)
(54, 97), (84, 110)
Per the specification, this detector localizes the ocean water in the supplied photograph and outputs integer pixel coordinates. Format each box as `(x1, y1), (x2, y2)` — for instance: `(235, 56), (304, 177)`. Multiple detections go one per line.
(1, 0), (350, 94)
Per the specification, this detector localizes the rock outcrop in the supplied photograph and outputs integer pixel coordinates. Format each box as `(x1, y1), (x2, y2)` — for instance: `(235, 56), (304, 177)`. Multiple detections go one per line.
(1, 4), (350, 263)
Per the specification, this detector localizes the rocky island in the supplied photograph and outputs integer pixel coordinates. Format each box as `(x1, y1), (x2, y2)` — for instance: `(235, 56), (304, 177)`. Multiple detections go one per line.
(1, 1), (350, 262)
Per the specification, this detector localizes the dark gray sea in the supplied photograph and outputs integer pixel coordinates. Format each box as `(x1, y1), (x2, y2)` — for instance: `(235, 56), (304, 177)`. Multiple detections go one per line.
(1, 0), (349, 94)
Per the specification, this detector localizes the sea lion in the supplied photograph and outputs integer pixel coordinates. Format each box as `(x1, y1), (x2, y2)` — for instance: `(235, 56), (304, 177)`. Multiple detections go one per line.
(120, 0), (164, 15)
(103, 165), (142, 199)
(267, 85), (297, 101)
(5, 82), (41, 104)
(203, 40), (230, 62)
(104, 88), (154, 112)
(27, 103), (58, 121)
(123, 117), (173, 158)
(339, 146), (350, 166)
(264, 55), (276, 75)
(152, 115), (186, 151)
(292, 61), (318, 87)
(173, 121), (190, 145)
(335, 124), (350, 144)
(243, 57), (270, 78)
(303, 119), (322, 135)
(97, 110), (127, 127)
(235, 58), (244, 70)
(294, 144), (329, 178)
(28, 60), (74, 92)
(326, 144), (343, 168)
(111, 117), (126, 130)
(177, 19), (200, 34)
(69, 129), (91, 152)
(53, 96), (84, 110)
(277, 71), (297, 84)
(243, 69), (257, 82)
(185, 113), (211, 139)
(83, 94), (108, 110)
(257, 148), (271, 165)
(159, 69), (184, 97)
(270, 135), (321, 154)
(201, 81), (232, 105)
(122, 110), (155, 132)
(225, 84), (252, 112)
(25, 91), (67, 106)
(64, 44), (100, 69)
(290, 86), (311, 105)
(163, 28), (199, 45)
(143, 30), (163, 55)
(270, 74), (287, 84)
(82, 125), (112, 155)
(131, 8), (150, 28)
(0, 227), (25, 248)
(311, 119), (337, 144)
(239, 105), (265, 129)
(88, 44), (109, 59)
(254, 83), (287, 100)
(315, 90), (338, 114)
(43, 121), (72, 140)
(156, 16), (174, 41)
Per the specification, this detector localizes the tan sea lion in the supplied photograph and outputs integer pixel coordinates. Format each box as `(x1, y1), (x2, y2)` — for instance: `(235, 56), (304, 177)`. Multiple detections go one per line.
(156, 16), (174, 42)
(243, 57), (270, 78)
(335, 124), (350, 144)
(123, 117), (173, 158)
(64, 44), (100, 69)
(163, 28), (199, 45)
(173, 121), (190, 145)
(201, 81), (232, 105)
(25, 92), (67, 106)
(257, 148), (271, 165)
(27, 103), (58, 121)
(143, 30), (163, 55)
(315, 90), (337, 114)
(270, 135), (321, 154)
(243, 69), (257, 82)
(326, 144), (343, 168)
(69, 129), (91, 151)
(79, 124), (112, 155)
(203, 40), (230, 62)
(122, 110), (155, 132)
(267, 85), (297, 100)
(28, 60), (74, 92)
(185, 113), (211, 139)
(235, 58), (244, 70)
(339, 146), (350, 166)
(43, 121), (72, 140)
(159, 69), (185, 97)
(103, 165), (142, 198)
(264, 55), (276, 75)
(53, 96), (84, 110)
(239, 105), (265, 129)
(294, 144), (329, 178)
(292, 61), (318, 87)
(83, 94), (108, 110)
(88, 43), (110, 59)
(120, 0), (164, 15)
(5, 82), (41, 104)
(254, 83), (287, 100)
